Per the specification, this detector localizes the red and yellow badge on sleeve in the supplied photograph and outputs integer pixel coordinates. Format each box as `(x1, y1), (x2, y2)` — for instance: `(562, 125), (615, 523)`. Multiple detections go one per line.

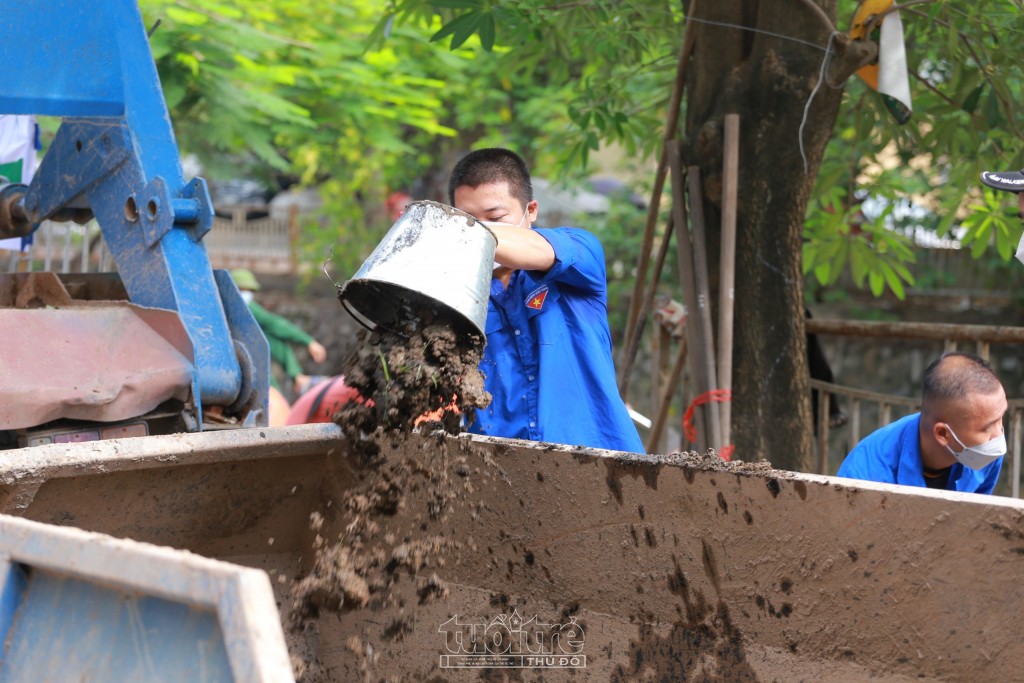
(525, 286), (549, 310)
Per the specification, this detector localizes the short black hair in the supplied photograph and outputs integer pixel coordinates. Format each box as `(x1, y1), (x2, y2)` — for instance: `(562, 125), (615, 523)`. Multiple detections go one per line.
(448, 148), (533, 208)
(922, 351), (1002, 408)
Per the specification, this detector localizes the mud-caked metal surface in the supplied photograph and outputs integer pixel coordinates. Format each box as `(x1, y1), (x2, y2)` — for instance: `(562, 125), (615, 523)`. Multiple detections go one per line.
(3, 425), (1024, 681)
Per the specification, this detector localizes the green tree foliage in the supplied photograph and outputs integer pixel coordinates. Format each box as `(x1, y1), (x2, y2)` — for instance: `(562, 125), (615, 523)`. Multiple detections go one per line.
(387, 0), (1024, 299)
(139, 0), (583, 277)
(142, 0), (1023, 295)
(805, 1), (1024, 296)
(137, 0), (1024, 459)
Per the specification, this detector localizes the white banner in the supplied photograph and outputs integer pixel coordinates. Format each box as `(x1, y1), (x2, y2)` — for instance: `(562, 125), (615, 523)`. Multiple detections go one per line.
(0, 114), (38, 251)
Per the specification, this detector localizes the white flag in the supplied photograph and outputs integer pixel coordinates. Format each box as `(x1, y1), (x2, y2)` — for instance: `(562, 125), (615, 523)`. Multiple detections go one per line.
(877, 12), (912, 115)
(0, 115), (38, 250)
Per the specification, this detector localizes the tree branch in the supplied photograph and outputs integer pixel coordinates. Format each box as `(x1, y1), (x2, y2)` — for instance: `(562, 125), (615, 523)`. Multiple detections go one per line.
(865, 0), (942, 36)
(825, 32), (879, 88)
(902, 6), (1023, 138)
(794, 0), (835, 34)
(910, 69), (980, 122)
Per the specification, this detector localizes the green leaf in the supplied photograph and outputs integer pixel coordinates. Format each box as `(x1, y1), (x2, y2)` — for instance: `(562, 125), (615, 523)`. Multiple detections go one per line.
(165, 6), (208, 26)
(984, 87), (1002, 129)
(478, 12), (496, 51)
(430, 12), (484, 49)
(431, 0), (480, 8)
(961, 84), (984, 114)
(869, 271), (884, 297)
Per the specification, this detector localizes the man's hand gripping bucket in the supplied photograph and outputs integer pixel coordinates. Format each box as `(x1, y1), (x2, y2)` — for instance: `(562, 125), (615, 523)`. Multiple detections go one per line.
(338, 200), (497, 341)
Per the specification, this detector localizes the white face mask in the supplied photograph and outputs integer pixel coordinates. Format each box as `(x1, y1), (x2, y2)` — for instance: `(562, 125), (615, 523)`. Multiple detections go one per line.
(240, 290), (255, 305)
(481, 211), (529, 270)
(944, 424), (1006, 470)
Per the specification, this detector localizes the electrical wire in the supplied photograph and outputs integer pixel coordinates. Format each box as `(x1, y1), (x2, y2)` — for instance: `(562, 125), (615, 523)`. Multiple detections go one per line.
(684, 16), (829, 52)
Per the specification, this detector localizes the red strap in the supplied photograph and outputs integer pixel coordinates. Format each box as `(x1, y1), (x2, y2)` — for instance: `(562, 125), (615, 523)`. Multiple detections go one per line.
(683, 389), (734, 460)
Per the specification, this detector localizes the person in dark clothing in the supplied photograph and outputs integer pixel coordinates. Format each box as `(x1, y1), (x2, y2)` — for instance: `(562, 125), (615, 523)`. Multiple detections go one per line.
(807, 308), (846, 431)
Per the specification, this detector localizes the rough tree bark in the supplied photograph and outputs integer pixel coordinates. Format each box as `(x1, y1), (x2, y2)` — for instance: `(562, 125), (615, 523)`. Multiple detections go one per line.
(682, 0), (853, 470)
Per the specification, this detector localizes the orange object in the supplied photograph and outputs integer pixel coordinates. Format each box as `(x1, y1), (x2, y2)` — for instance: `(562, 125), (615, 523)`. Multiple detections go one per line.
(386, 192), (413, 221)
(268, 386), (292, 427)
(414, 396), (461, 426)
(849, 0), (893, 91)
(285, 375), (362, 424)
(683, 389), (734, 460)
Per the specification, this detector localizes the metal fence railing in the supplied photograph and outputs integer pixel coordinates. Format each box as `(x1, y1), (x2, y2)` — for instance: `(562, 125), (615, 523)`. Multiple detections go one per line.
(203, 208), (297, 274)
(2, 208), (298, 276)
(807, 318), (1024, 498)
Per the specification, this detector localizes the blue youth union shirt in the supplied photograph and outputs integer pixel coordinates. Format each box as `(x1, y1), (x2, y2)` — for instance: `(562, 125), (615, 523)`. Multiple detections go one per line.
(466, 227), (644, 453)
(836, 412), (1001, 494)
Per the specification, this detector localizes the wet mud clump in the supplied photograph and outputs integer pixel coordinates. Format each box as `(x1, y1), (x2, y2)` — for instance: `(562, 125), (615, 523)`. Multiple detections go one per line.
(334, 319), (491, 444)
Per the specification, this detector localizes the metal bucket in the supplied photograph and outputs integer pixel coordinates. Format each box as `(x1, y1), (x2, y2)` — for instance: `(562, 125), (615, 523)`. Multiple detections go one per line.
(338, 200), (495, 339)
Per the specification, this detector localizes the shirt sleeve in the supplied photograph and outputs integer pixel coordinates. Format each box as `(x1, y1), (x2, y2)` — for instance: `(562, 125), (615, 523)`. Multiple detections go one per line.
(976, 459), (1003, 495)
(249, 301), (315, 346)
(532, 227), (607, 296)
(837, 438), (899, 484)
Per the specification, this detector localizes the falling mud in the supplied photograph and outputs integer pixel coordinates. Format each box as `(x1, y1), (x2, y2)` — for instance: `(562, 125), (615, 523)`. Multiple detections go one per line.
(289, 308), (496, 681)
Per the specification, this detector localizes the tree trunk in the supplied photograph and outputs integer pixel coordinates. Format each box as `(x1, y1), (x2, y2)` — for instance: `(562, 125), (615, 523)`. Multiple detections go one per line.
(683, 1), (843, 470)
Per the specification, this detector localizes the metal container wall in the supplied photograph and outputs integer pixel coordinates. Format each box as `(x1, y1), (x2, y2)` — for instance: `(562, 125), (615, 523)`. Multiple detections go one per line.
(6, 425), (1024, 681)
(338, 200), (495, 339)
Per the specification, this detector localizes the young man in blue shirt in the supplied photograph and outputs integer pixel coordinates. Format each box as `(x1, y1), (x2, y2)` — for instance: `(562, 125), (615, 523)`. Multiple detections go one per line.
(448, 148), (643, 453)
(837, 352), (1007, 494)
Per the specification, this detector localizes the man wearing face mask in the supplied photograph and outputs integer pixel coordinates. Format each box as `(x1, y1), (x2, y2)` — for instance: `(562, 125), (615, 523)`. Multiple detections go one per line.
(836, 352), (1007, 494)
(448, 147), (644, 453)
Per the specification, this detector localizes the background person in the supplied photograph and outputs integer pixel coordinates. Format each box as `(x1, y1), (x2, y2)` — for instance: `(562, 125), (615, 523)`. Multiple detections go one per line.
(836, 351), (1007, 494)
(448, 147), (643, 453)
(231, 268), (327, 399)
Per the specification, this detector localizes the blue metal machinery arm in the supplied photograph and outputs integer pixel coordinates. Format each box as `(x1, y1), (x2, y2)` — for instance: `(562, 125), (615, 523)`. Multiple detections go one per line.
(0, 0), (268, 427)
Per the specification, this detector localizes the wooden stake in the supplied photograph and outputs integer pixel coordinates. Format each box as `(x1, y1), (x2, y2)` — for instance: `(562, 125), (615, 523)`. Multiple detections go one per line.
(646, 334), (688, 453)
(619, 0), (700, 394)
(667, 144), (708, 451)
(718, 114), (740, 446)
(618, 214), (675, 398)
(687, 165), (722, 450)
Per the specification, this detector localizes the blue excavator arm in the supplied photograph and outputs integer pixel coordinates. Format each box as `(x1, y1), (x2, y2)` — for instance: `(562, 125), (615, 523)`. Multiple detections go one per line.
(0, 0), (268, 427)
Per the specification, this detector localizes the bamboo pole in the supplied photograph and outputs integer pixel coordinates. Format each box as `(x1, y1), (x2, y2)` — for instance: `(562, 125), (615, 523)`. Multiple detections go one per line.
(817, 390), (830, 474)
(646, 334), (688, 454)
(647, 323), (672, 454)
(667, 144), (708, 451)
(619, 0), (699, 393)
(687, 165), (723, 450)
(718, 114), (739, 447)
(618, 214), (675, 397)
(804, 318), (1024, 344)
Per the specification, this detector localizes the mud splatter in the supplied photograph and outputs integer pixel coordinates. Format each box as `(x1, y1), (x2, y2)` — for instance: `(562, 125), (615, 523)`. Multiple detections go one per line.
(614, 552), (757, 682)
(288, 309), (498, 682)
(602, 448), (775, 505)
